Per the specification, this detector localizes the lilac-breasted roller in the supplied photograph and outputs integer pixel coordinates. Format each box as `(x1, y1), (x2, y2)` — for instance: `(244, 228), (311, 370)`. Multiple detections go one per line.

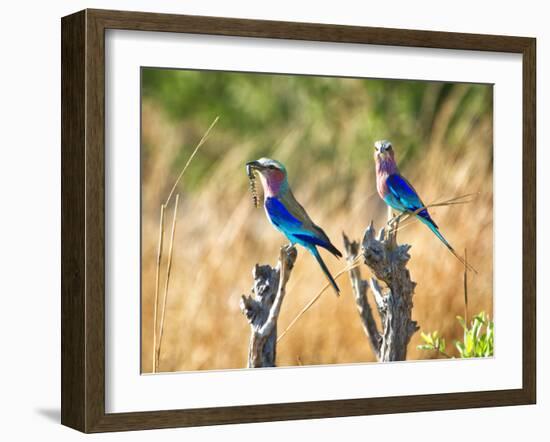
(374, 140), (475, 272)
(246, 158), (342, 295)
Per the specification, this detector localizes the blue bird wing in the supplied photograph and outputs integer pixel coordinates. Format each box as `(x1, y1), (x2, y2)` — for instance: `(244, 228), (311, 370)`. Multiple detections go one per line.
(264, 197), (303, 232)
(265, 195), (343, 294)
(386, 174), (436, 227)
(265, 195), (342, 258)
(385, 176), (477, 273)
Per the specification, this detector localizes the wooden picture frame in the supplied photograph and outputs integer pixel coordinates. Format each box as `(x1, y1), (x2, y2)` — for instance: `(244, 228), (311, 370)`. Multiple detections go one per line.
(61, 8), (536, 433)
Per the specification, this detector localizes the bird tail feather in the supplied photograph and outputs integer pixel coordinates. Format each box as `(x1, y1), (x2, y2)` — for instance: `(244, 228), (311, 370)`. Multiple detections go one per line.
(310, 246), (340, 296)
(418, 216), (478, 274)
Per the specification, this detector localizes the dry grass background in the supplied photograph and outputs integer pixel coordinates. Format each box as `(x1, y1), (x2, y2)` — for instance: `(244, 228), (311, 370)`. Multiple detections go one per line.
(140, 72), (493, 373)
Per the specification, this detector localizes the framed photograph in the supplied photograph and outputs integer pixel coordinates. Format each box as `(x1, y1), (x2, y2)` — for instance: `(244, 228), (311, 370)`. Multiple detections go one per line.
(61, 9), (536, 433)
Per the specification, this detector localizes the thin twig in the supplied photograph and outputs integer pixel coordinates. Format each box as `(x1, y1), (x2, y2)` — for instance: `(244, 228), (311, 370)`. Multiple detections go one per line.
(386, 192), (478, 274)
(151, 204), (166, 374)
(390, 199), (474, 235)
(394, 200), (475, 227)
(463, 248), (469, 325)
(389, 192), (478, 228)
(276, 257), (362, 343)
(156, 195), (180, 370)
(164, 116), (219, 206)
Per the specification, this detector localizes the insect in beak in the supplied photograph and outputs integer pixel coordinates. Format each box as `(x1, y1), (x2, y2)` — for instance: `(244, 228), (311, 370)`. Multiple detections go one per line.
(246, 161), (260, 208)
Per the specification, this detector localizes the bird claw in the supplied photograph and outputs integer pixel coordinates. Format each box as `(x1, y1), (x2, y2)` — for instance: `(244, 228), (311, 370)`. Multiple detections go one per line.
(386, 214), (401, 228)
(282, 243), (294, 253)
(385, 213), (403, 245)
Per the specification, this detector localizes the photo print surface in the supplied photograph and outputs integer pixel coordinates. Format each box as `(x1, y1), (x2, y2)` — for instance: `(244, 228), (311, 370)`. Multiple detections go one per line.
(141, 68), (494, 373)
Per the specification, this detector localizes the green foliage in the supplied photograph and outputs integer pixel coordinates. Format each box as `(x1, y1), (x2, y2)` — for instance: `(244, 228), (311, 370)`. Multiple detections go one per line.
(454, 312), (494, 358)
(417, 330), (450, 358)
(417, 312), (494, 358)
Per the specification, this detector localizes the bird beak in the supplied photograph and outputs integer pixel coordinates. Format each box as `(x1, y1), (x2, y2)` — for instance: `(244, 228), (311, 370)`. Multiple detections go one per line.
(246, 160), (262, 177)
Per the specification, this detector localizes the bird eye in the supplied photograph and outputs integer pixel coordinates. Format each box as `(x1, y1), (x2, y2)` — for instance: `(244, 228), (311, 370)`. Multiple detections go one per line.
(387, 144), (392, 150)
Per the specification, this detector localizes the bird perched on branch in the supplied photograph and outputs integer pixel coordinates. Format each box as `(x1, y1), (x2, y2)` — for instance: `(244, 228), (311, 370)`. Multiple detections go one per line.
(246, 158), (342, 295)
(373, 140), (476, 273)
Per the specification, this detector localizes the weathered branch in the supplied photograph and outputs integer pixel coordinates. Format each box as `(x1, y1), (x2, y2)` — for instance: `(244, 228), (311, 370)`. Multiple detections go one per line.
(240, 245), (297, 368)
(344, 222), (419, 362)
(343, 234), (382, 359)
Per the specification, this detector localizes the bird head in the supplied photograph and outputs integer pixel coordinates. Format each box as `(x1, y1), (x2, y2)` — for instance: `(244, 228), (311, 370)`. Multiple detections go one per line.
(374, 140), (395, 160)
(246, 158), (288, 197)
(373, 140), (398, 174)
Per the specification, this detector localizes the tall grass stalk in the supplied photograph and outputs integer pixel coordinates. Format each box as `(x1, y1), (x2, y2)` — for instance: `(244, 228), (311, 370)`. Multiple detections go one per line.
(164, 116), (219, 206)
(150, 116), (219, 373)
(463, 248), (469, 325)
(151, 204), (166, 373)
(156, 194), (180, 370)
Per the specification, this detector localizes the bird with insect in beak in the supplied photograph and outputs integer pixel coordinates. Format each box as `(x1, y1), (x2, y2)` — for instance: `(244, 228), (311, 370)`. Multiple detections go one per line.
(246, 158), (343, 295)
(373, 140), (476, 273)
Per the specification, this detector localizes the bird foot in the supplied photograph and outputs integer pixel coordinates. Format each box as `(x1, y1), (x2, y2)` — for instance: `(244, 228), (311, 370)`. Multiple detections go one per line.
(385, 214), (403, 246)
(386, 213), (403, 228)
(282, 243), (295, 253)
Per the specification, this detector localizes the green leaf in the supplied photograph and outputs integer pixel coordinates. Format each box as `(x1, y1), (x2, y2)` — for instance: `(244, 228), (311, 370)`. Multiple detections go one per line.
(465, 333), (474, 356)
(456, 316), (467, 331)
(421, 332), (434, 346)
(455, 340), (465, 357)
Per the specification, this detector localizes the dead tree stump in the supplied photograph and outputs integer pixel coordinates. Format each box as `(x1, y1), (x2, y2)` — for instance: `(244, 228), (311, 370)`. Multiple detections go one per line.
(343, 223), (419, 361)
(240, 245), (297, 368)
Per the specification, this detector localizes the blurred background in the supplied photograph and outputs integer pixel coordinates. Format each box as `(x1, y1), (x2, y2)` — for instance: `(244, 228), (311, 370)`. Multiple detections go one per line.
(141, 68), (493, 373)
